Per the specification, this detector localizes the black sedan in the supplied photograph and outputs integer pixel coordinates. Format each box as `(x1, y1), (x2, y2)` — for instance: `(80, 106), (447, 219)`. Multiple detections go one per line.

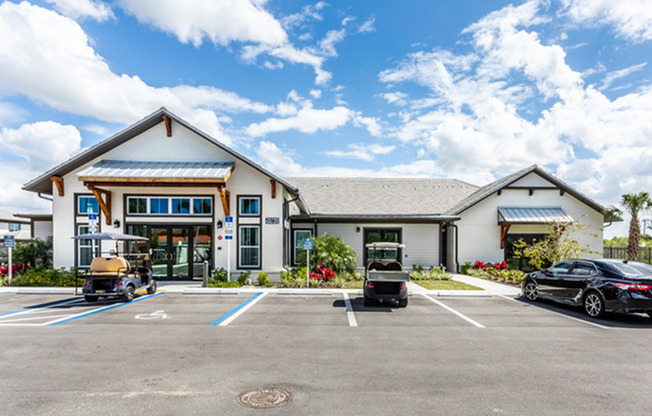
(521, 259), (652, 318)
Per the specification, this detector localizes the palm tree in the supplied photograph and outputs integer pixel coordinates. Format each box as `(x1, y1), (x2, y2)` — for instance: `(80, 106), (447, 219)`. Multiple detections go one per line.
(621, 192), (652, 261)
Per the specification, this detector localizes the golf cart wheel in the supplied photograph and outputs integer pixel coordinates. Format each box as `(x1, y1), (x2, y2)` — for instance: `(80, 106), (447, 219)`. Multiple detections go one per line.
(147, 279), (157, 295)
(84, 295), (98, 302)
(122, 285), (135, 302)
(399, 298), (408, 308)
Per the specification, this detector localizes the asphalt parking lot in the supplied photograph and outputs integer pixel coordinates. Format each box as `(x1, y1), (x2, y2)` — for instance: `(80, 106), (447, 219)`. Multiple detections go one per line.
(2, 289), (652, 415)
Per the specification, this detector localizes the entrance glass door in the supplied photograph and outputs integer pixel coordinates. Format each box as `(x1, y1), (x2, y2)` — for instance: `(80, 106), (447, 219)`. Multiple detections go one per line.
(150, 226), (190, 279)
(128, 224), (212, 280)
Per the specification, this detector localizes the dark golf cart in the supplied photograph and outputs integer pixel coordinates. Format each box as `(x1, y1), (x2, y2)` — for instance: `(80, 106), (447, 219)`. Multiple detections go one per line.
(363, 242), (410, 307)
(73, 232), (157, 302)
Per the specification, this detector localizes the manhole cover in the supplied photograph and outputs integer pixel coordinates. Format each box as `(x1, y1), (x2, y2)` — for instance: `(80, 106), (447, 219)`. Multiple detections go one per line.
(235, 387), (292, 409)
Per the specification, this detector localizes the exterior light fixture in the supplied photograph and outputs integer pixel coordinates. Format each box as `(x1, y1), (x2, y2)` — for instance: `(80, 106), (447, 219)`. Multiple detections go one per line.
(113, 219), (120, 228)
(217, 220), (223, 229)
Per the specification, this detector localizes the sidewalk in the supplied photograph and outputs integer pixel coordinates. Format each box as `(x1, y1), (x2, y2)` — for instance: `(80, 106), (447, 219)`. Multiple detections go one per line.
(450, 274), (522, 296)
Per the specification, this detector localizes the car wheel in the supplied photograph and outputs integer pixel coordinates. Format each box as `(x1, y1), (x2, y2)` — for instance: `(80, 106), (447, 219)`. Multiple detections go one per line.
(122, 285), (135, 302)
(147, 279), (157, 295)
(398, 298), (408, 308)
(583, 291), (605, 318)
(84, 295), (98, 302)
(523, 280), (539, 301)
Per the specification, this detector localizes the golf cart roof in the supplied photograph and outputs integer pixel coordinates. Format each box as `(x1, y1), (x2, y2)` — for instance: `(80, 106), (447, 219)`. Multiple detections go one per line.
(72, 232), (148, 241)
(365, 242), (406, 249)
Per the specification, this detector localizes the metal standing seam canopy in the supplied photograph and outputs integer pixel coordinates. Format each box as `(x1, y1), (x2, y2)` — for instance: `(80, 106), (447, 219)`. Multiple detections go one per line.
(76, 160), (235, 183)
(497, 207), (573, 249)
(498, 207), (573, 225)
(72, 232), (147, 241)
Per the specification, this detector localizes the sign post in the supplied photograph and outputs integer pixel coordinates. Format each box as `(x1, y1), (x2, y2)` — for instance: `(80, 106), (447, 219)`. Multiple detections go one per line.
(302, 238), (314, 288)
(4, 235), (15, 285)
(225, 216), (233, 282)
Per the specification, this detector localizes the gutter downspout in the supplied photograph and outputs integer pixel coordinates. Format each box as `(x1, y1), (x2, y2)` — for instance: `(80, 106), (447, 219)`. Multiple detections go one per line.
(38, 193), (53, 201)
(451, 223), (459, 273)
(283, 195), (301, 268)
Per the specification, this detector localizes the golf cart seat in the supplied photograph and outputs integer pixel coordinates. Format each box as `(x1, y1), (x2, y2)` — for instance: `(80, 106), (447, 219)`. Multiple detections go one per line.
(89, 257), (131, 276)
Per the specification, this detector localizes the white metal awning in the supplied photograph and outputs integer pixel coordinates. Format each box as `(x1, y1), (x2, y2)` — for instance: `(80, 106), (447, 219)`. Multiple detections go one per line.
(77, 160), (235, 184)
(497, 207), (573, 225)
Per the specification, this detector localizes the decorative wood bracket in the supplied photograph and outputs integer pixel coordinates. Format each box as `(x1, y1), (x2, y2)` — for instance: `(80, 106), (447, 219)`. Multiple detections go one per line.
(87, 185), (112, 226)
(500, 224), (511, 249)
(162, 114), (172, 137)
(270, 179), (276, 199)
(50, 176), (64, 197)
(219, 187), (230, 217)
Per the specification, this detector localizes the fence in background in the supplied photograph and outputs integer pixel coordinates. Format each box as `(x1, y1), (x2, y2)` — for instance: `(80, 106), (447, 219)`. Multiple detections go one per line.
(603, 246), (652, 264)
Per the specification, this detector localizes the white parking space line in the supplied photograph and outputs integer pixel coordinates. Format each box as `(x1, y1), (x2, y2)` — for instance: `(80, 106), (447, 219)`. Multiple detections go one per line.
(210, 292), (268, 327)
(422, 294), (485, 328)
(495, 294), (609, 329)
(342, 292), (357, 327)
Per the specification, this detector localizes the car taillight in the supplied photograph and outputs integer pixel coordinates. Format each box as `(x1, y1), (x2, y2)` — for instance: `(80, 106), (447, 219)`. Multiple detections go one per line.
(400, 283), (406, 289)
(367, 282), (374, 288)
(613, 282), (652, 291)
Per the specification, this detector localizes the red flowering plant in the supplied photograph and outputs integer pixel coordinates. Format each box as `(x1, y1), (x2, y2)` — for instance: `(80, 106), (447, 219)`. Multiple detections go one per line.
(309, 263), (336, 282)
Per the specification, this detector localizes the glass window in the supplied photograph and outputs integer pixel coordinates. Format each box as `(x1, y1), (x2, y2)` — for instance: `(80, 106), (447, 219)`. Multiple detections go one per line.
(77, 225), (99, 268)
(549, 261), (573, 275)
(504, 234), (546, 272)
(571, 263), (597, 276)
(239, 226), (260, 267)
(239, 197), (260, 216)
(193, 198), (212, 215)
(150, 198), (169, 214)
(128, 197), (147, 214)
(8, 223), (21, 232)
(172, 198), (190, 214)
(293, 230), (312, 264)
(78, 196), (99, 215)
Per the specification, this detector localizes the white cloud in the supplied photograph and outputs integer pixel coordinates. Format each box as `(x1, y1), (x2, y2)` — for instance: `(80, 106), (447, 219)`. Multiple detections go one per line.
(324, 143), (395, 162)
(119, 0), (287, 47)
(44, 0), (114, 21)
(561, 0), (652, 42)
(0, 2), (280, 145)
(378, 0), (652, 205)
(599, 62), (647, 90)
(0, 121), (82, 169)
(247, 104), (353, 137)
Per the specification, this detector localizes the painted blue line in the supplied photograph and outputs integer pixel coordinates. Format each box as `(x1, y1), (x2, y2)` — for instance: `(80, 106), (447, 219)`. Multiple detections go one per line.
(0, 291), (11, 295)
(0, 297), (80, 318)
(209, 292), (263, 326)
(47, 292), (165, 326)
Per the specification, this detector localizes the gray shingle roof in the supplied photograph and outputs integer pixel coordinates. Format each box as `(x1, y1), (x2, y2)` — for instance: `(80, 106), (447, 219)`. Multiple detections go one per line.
(285, 177), (478, 216)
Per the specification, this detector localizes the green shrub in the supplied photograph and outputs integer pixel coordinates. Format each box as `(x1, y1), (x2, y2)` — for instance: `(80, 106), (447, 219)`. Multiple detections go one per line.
(296, 233), (358, 274)
(237, 271), (250, 286)
(211, 267), (228, 283)
(460, 261), (472, 275)
(411, 265), (450, 280)
(257, 272), (273, 287)
(11, 267), (79, 287)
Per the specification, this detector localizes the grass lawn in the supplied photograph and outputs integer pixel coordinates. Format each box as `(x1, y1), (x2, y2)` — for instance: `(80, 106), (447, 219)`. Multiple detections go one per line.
(412, 280), (482, 290)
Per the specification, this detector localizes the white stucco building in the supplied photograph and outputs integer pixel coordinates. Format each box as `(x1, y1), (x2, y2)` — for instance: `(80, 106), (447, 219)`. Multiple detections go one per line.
(22, 108), (605, 279)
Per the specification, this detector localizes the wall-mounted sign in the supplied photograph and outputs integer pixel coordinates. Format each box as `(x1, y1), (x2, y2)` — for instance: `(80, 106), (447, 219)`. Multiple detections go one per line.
(225, 216), (233, 228)
(265, 217), (280, 225)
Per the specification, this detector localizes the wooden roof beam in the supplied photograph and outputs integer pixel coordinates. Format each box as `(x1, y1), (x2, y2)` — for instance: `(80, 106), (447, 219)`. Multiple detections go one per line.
(50, 176), (64, 197)
(270, 179), (276, 199)
(162, 114), (172, 137)
(87, 185), (112, 226)
(219, 187), (230, 217)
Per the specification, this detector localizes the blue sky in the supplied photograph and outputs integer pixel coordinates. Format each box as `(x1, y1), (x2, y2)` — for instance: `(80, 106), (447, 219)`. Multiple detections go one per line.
(1, 0), (651, 237)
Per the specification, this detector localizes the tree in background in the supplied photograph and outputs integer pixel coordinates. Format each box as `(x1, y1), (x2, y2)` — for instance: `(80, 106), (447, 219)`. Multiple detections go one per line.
(11, 238), (52, 268)
(621, 192), (652, 261)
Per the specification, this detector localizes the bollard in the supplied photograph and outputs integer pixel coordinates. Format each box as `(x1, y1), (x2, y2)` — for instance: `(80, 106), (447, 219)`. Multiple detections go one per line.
(203, 260), (209, 287)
